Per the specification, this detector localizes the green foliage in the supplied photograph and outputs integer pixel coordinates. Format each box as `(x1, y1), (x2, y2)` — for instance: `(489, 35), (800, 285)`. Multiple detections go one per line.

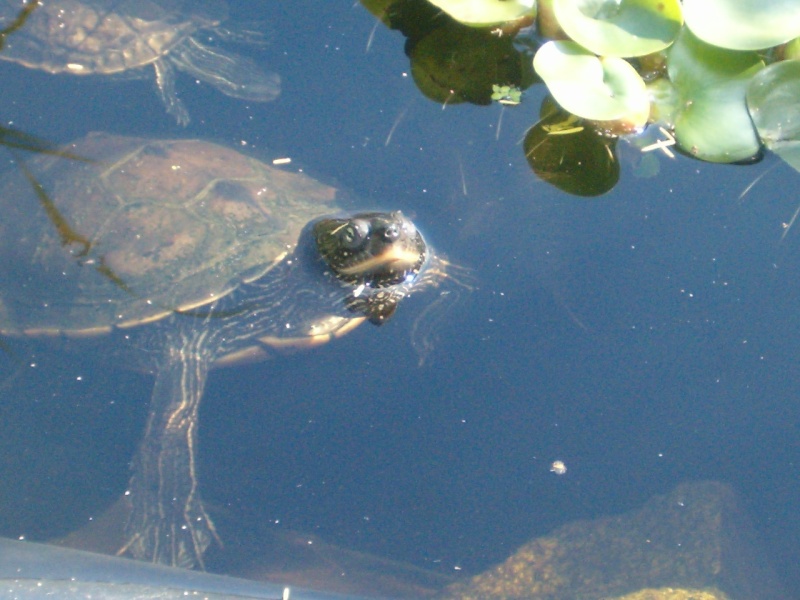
(426, 0), (536, 26)
(533, 41), (649, 128)
(683, 0), (800, 50)
(552, 0), (682, 57)
(747, 60), (800, 170)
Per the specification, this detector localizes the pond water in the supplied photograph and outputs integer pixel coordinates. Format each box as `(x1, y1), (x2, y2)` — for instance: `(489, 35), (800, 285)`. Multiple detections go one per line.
(0, 0), (799, 597)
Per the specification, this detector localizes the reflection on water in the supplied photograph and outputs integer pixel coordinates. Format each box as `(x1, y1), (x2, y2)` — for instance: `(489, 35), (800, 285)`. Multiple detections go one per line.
(0, 0), (799, 598)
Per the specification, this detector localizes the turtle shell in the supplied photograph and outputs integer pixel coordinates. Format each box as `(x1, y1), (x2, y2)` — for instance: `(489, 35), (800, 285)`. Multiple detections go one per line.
(0, 0), (225, 75)
(0, 0), (281, 123)
(0, 133), (440, 568)
(0, 132), (344, 338)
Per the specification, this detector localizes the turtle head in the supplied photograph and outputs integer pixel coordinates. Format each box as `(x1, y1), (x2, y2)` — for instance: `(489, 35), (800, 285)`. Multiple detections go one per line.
(313, 211), (428, 325)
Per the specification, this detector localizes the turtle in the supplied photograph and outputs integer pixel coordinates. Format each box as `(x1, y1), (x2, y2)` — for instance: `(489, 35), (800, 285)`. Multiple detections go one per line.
(0, 0), (280, 125)
(0, 132), (446, 569)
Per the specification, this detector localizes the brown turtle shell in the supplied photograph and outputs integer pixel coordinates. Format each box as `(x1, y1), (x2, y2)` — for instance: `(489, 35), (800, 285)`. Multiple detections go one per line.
(0, 133), (345, 342)
(0, 1), (280, 124)
(0, 0), (225, 75)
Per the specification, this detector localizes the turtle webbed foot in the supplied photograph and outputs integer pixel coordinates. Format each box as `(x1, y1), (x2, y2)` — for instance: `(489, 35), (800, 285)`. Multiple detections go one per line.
(119, 495), (220, 569)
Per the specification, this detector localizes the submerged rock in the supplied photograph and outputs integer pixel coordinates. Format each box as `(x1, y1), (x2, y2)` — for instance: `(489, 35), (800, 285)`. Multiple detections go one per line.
(441, 481), (789, 600)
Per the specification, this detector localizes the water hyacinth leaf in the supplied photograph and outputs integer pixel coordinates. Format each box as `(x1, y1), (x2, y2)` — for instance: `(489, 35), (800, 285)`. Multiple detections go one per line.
(747, 60), (800, 145)
(665, 29), (763, 162)
(647, 78), (681, 125)
(667, 28), (765, 88)
(747, 60), (800, 170)
(683, 0), (800, 51)
(552, 0), (683, 58)
(533, 41), (649, 127)
(426, 0), (536, 26)
(673, 78), (762, 162)
(524, 100), (619, 197)
(411, 26), (532, 105)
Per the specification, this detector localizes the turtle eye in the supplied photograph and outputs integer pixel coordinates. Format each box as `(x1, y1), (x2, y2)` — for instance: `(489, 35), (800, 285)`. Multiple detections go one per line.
(382, 222), (400, 241)
(340, 219), (370, 249)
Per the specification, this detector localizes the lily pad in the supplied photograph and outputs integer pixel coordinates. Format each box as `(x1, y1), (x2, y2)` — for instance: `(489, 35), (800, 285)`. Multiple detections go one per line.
(683, 0), (800, 51)
(427, 0), (536, 26)
(552, 0), (683, 58)
(533, 41), (649, 128)
(747, 60), (800, 170)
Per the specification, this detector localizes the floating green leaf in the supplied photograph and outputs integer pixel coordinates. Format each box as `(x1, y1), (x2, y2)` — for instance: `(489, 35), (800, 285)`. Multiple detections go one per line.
(668, 28), (765, 91)
(683, 0), (800, 51)
(671, 80), (762, 162)
(552, 0), (683, 58)
(410, 26), (533, 105)
(646, 78), (681, 125)
(491, 84), (523, 105)
(533, 41), (649, 128)
(664, 29), (764, 162)
(524, 98), (619, 196)
(747, 60), (800, 171)
(426, 0), (536, 26)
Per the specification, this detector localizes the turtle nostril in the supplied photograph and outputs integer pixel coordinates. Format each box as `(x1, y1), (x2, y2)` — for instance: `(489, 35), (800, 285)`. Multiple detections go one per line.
(383, 223), (400, 241)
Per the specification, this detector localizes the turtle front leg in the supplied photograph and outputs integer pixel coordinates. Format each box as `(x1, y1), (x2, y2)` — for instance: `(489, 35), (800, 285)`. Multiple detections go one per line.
(120, 335), (220, 569)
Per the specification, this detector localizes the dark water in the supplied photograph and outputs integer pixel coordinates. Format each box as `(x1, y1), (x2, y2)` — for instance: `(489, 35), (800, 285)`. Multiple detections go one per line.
(1, 0), (799, 595)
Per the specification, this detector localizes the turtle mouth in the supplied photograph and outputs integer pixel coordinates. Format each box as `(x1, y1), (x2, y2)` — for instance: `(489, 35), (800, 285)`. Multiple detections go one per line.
(338, 245), (424, 278)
